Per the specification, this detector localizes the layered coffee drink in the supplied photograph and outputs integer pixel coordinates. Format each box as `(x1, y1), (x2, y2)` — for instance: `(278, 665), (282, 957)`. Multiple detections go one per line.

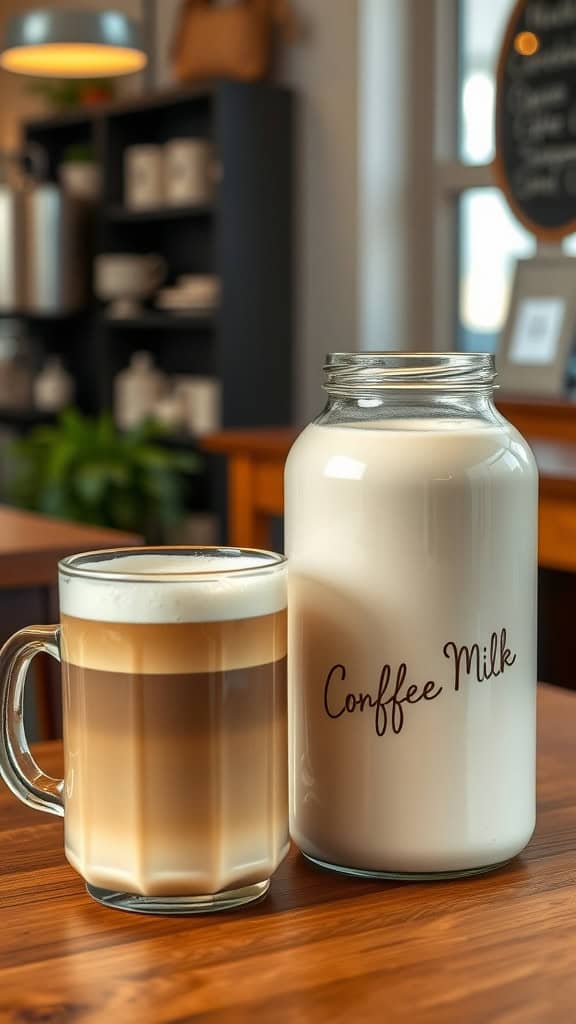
(58, 551), (288, 906)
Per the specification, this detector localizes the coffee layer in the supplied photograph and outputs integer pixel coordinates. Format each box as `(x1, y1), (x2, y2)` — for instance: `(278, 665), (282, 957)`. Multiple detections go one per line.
(61, 611), (287, 674)
(62, 658), (288, 896)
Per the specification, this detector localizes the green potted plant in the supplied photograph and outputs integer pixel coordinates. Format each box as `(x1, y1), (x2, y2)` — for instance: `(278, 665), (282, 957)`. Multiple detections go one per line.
(9, 409), (200, 543)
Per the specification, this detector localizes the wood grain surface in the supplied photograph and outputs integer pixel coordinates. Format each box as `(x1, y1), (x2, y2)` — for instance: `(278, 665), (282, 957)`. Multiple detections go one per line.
(0, 505), (141, 588)
(0, 684), (572, 1023)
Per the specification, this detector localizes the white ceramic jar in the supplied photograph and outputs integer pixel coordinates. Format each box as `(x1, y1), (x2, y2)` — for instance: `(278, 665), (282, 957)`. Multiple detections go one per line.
(163, 139), (214, 206)
(114, 351), (166, 431)
(124, 145), (164, 209)
(285, 353), (538, 879)
(33, 356), (74, 412)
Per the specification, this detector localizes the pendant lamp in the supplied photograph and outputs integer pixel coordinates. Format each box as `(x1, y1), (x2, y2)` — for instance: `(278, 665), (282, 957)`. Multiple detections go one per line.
(0, 9), (147, 78)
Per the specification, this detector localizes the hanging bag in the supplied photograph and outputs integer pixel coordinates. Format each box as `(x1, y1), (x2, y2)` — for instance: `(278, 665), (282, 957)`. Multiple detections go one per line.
(172, 0), (297, 83)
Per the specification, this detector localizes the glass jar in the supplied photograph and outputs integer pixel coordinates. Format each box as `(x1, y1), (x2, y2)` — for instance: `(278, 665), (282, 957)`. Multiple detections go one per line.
(285, 353), (538, 879)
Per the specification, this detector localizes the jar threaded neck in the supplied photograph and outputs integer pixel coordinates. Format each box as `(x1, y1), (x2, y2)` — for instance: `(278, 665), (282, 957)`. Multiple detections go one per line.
(323, 353), (496, 397)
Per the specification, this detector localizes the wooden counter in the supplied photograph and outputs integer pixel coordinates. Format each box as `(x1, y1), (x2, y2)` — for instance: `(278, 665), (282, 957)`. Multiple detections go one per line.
(0, 683), (571, 1023)
(0, 505), (141, 737)
(0, 505), (141, 588)
(202, 401), (576, 573)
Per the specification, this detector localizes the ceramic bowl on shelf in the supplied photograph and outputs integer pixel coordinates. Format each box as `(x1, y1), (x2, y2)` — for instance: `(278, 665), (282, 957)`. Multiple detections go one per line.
(94, 253), (166, 318)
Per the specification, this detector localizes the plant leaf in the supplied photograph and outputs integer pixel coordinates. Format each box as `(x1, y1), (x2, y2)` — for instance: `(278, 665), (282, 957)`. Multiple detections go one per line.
(7, 410), (201, 541)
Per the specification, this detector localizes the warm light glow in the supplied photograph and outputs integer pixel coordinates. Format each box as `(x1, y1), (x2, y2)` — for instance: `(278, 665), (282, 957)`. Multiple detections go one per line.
(0, 43), (147, 77)
(514, 31), (540, 56)
(462, 72), (495, 164)
(461, 271), (511, 333)
(460, 191), (535, 337)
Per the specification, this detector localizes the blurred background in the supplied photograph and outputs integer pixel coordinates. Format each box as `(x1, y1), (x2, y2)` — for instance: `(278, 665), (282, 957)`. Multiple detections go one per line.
(2, 0), (576, 736)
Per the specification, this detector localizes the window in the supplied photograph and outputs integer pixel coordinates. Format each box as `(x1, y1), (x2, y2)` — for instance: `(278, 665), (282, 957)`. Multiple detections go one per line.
(459, 0), (517, 165)
(452, 0), (531, 353)
(363, 0), (568, 358)
(459, 190), (535, 352)
(436, 0), (555, 354)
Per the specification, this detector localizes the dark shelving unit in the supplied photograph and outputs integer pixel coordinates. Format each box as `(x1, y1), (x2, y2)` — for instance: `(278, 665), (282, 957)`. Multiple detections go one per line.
(0, 311), (83, 322)
(0, 409), (56, 430)
(101, 313), (215, 331)
(9, 81), (294, 539)
(104, 203), (213, 223)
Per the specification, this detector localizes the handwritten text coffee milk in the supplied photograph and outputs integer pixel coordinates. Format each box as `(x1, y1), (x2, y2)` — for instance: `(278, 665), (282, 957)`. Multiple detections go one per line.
(285, 354), (538, 878)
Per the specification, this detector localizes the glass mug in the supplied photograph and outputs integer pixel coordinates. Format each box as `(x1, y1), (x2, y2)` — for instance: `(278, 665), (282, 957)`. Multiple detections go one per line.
(0, 547), (289, 914)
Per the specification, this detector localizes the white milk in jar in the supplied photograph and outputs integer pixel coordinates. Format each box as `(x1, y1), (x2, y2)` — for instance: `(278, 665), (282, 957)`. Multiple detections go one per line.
(285, 353), (538, 878)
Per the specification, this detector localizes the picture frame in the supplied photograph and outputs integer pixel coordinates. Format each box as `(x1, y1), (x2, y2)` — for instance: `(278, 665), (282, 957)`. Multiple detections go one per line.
(497, 256), (576, 396)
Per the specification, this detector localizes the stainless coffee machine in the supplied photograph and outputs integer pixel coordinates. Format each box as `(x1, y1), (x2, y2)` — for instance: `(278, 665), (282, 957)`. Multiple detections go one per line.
(0, 147), (89, 315)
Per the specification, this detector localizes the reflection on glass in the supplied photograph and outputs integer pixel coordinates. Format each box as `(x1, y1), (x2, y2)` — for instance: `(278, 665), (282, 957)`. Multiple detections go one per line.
(460, 0), (517, 164)
(563, 233), (576, 256)
(458, 189), (535, 352)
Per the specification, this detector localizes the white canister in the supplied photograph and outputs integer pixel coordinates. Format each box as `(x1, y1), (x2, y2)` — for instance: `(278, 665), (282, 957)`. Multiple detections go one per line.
(177, 376), (221, 436)
(33, 356), (75, 412)
(153, 389), (187, 433)
(59, 162), (101, 201)
(124, 145), (164, 209)
(285, 352), (538, 880)
(163, 139), (214, 206)
(114, 351), (166, 431)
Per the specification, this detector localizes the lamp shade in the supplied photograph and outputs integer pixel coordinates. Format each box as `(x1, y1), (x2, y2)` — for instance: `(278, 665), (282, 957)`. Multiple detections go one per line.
(0, 9), (147, 78)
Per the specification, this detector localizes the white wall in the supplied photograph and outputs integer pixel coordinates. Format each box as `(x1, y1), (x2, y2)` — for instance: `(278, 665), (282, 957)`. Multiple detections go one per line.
(279, 0), (361, 422)
(154, 0), (180, 88)
(359, 0), (409, 351)
(359, 0), (439, 354)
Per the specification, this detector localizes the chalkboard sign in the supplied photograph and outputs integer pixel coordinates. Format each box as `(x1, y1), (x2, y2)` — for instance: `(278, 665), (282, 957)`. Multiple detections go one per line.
(495, 0), (576, 239)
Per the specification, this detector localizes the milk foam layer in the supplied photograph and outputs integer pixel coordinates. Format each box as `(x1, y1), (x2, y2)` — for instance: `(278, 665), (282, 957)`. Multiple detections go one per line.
(60, 553), (286, 623)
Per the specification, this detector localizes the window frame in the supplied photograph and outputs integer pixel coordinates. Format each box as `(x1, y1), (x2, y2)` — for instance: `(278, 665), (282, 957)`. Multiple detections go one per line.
(433, 0), (494, 352)
(430, 0), (557, 354)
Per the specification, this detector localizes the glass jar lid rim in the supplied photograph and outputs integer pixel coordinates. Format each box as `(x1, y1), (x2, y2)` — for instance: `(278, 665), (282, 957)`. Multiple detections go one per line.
(325, 351), (494, 365)
(323, 352), (496, 394)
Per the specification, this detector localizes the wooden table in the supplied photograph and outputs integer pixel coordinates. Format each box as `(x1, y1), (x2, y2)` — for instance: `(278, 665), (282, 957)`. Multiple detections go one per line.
(0, 506), (141, 737)
(203, 428), (294, 549)
(0, 505), (140, 588)
(0, 684), (572, 1023)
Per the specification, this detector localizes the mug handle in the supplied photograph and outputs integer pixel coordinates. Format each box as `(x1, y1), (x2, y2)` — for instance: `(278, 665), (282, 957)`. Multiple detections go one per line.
(0, 626), (64, 817)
